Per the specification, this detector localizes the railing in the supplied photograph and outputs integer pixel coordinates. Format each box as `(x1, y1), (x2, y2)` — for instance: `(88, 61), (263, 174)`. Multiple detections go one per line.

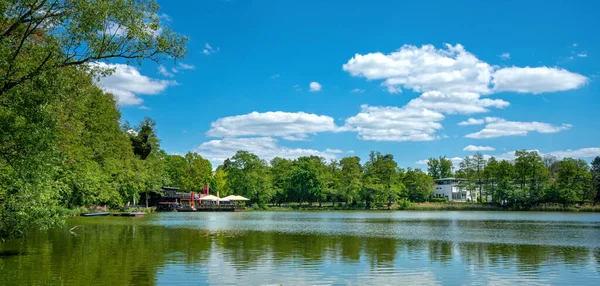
(195, 204), (245, 211)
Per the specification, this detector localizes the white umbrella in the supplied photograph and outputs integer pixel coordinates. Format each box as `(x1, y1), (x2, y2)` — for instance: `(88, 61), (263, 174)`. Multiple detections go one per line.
(232, 195), (250, 201)
(200, 195), (220, 201)
(218, 198), (230, 202)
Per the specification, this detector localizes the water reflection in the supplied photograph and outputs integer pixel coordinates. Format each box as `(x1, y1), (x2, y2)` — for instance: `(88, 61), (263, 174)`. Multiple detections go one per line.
(0, 213), (598, 285)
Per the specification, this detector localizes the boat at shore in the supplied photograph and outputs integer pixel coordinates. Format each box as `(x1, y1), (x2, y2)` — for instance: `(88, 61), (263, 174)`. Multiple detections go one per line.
(81, 212), (110, 217)
(118, 212), (145, 217)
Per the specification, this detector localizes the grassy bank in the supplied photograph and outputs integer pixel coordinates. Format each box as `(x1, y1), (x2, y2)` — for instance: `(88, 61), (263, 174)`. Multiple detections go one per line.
(258, 202), (600, 212)
(399, 202), (503, 211)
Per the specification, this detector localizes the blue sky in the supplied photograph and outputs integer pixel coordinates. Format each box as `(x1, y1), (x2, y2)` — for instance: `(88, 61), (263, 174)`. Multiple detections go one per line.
(98, 0), (600, 168)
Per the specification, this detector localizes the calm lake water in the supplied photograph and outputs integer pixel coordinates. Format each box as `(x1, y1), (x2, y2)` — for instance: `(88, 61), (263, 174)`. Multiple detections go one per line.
(1, 211), (599, 285)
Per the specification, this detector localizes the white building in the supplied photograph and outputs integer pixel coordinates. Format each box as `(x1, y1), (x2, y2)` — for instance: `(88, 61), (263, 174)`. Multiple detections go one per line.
(432, 178), (473, 202)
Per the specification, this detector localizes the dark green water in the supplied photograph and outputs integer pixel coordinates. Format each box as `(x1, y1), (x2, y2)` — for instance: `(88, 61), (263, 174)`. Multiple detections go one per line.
(1, 211), (599, 285)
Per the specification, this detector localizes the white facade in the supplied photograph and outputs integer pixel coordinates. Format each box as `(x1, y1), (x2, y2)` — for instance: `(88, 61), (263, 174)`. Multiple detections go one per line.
(432, 178), (473, 202)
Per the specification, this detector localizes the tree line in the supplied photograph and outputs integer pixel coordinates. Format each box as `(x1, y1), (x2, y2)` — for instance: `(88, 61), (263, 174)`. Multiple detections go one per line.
(449, 151), (600, 208)
(157, 150), (600, 212)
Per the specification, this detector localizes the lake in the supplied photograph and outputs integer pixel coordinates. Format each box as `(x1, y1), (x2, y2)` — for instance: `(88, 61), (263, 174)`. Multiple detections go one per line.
(1, 211), (599, 285)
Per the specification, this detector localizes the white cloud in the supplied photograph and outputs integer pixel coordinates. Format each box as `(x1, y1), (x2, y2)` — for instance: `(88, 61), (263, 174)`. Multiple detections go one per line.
(343, 44), (494, 94)
(159, 63), (193, 78)
(196, 137), (341, 167)
(577, 53), (587, 58)
(499, 52), (510, 60)
(387, 85), (402, 94)
(344, 104), (444, 142)
(138, 105), (151, 110)
(178, 63), (195, 70)
(271, 74), (280, 79)
(463, 145), (495, 151)
(342, 88), (508, 142)
(292, 84), (301, 91)
(406, 91), (509, 114)
(458, 118), (484, 126)
(343, 88), (508, 142)
(157, 65), (174, 77)
(203, 42), (218, 55)
(351, 88), (365, 93)
(340, 44), (586, 142)
(90, 62), (176, 106)
(465, 117), (571, 139)
(309, 82), (322, 92)
(206, 111), (340, 139)
(547, 147), (600, 159)
(343, 44), (588, 95)
(158, 13), (172, 22)
(492, 67), (588, 94)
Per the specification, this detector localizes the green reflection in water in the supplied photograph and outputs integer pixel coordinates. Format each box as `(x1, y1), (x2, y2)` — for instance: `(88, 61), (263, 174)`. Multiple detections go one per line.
(0, 213), (598, 285)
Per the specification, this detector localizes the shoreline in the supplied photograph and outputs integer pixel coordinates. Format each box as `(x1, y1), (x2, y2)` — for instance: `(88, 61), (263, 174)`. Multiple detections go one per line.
(63, 203), (600, 216)
(250, 202), (600, 213)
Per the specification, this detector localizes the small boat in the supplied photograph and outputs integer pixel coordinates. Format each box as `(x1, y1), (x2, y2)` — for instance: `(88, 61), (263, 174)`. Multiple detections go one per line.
(128, 212), (145, 217)
(81, 212), (110, 217)
(119, 212), (145, 217)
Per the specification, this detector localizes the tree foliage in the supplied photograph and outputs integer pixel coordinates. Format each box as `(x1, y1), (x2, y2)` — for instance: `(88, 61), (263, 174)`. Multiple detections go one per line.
(0, 0), (187, 97)
(427, 156), (453, 179)
(0, 0), (186, 239)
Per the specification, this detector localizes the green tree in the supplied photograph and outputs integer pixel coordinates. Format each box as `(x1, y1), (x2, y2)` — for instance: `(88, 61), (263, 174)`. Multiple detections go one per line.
(404, 168), (433, 202)
(338, 156), (362, 206)
(288, 156), (323, 205)
(591, 156), (600, 202)
(223, 151), (272, 206)
(210, 168), (229, 197)
(362, 151), (405, 208)
(543, 154), (560, 180)
(472, 152), (487, 202)
(550, 158), (593, 205)
(456, 156), (476, 202)
(427, 156), (453, 179)
(494, 160), (515, 205)
(483, 157), (498, 203)
(321, 160), (341, 206)
(514, 150), (549, 207)
(1, 0), (187, 97)
(164, 154), (187, 187)
(269, 157), (293, 206)
(181, 152), (212, 193)
(0, 0), (187, 239)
